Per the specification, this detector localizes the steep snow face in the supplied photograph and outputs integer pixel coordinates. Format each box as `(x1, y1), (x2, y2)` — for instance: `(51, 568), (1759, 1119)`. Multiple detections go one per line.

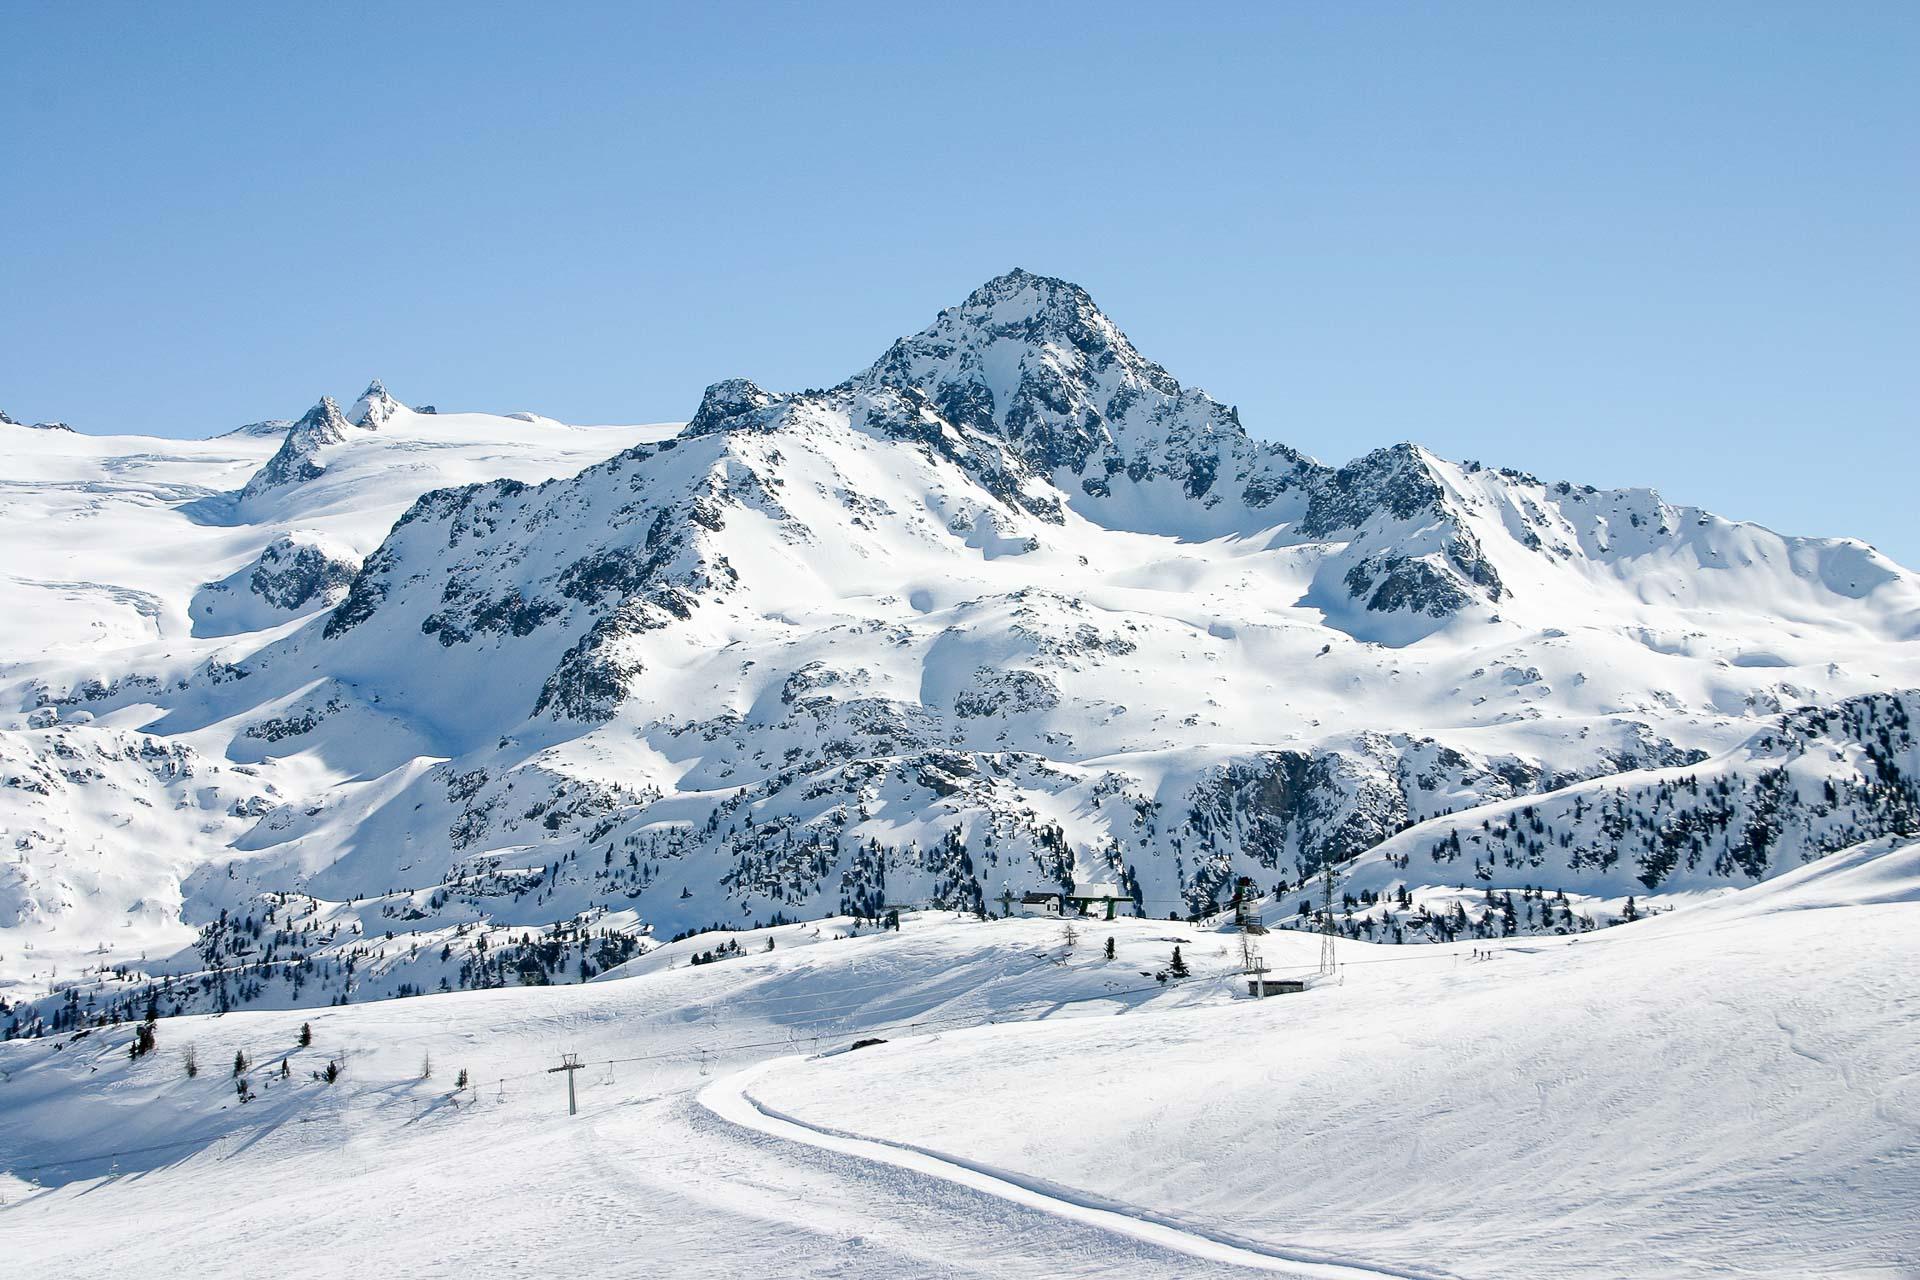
(4, 274), (1920, 1032)
(1296, 444), (1510, 641)
(310, 427), (761, 743)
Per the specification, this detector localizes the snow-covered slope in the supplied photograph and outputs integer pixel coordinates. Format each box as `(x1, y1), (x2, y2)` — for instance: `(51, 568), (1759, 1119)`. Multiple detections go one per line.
(4, 274), (1919, 1034)
(0, 385), (674, 658)
(0, 391), (673, 1013)
(747, 847), (1920, 1280)
(2, 849), (1914, 1278)
(1237, 688), (1920, 945)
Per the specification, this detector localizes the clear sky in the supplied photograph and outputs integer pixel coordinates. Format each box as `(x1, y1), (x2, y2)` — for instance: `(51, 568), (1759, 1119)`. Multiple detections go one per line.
(4, 4), (1916, 563)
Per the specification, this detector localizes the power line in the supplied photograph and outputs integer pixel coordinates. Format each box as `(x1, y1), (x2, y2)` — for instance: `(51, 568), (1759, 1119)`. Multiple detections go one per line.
(548, 1052), (584, 1116)
(2, 970), (1243, 1172)
(3, 904), (1770, 1178)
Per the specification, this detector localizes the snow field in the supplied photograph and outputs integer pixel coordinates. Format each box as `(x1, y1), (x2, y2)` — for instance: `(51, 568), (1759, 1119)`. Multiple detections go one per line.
(750, 860), (1920, 1279)
(5, 849), (1917, 1277)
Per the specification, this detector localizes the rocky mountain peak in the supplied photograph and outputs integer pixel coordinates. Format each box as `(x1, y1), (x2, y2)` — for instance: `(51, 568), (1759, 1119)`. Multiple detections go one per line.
(854, 269), (1176, 428)
(685, 378), (783, 437)
(828, 271), (1317, 533)
(240, 397), (354, 501)
(348, 379), (403, 429)
(952, 267), (1109, 334)
(1302, 443), (1451, 538)
(296, 396), (352, 443)
(670, 272), (1316, 536)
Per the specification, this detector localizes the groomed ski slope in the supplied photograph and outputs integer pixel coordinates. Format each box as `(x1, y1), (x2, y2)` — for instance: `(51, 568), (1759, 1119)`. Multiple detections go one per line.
(703, 1059), (1437, 1279)
(750, 842), (1920, 1279)
(3, 841), (1917, 1278)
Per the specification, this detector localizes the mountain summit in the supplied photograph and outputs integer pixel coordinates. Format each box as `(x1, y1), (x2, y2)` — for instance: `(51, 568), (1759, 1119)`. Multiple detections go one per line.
(686, 269), (1315, 539)
(347, 378), (405, 428)
(851, 268), (1311, 527)
(239, 395), (354, 500)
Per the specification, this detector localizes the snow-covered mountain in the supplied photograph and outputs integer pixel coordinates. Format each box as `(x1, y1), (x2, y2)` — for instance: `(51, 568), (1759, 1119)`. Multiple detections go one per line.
(4, 270), (1918, 1033)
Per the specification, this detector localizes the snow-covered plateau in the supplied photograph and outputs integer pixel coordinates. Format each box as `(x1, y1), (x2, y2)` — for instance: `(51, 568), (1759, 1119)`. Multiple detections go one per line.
(2, 272), (1916, 1276)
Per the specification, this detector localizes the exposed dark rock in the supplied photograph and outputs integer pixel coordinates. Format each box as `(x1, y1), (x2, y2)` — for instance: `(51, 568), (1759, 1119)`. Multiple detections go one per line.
(246, 536), (359, 612)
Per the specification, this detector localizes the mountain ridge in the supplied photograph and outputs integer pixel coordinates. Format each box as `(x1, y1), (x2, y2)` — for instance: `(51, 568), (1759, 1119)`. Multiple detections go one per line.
(3, 269), (1918, 1034)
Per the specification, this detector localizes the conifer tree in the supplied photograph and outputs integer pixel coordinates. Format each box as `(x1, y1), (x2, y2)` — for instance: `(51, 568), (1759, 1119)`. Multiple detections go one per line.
(1168, 945), (1189, 978)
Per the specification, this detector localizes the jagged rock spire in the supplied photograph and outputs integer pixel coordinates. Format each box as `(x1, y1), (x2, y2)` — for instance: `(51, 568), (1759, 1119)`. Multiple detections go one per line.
(240, 397), (352, 500)
(839, 269), (1311, 528)
(686, 378), (781, 437)
(348, 379), (403, 429)
(297, 396), (352, 443)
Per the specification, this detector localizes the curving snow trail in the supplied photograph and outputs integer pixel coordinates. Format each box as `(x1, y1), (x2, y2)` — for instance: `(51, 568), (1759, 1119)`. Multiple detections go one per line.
(700, 1055), (1445, 1280)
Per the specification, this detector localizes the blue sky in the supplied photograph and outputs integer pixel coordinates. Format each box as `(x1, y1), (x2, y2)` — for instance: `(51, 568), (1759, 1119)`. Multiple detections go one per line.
(4, 3), (1916, 562)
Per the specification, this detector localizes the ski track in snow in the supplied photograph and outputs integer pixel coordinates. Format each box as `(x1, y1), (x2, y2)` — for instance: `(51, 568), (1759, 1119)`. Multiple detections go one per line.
(702, 1055), (1447, 1280)
(2, 879), (1916, 1276)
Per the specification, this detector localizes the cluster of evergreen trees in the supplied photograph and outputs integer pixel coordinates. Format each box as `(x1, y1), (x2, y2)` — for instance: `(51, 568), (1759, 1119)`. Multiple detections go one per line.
(4, 903), (648, 1039)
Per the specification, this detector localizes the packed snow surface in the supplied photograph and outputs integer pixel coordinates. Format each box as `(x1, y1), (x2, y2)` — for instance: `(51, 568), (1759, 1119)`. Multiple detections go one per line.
(2, 842), (1915, 1277)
